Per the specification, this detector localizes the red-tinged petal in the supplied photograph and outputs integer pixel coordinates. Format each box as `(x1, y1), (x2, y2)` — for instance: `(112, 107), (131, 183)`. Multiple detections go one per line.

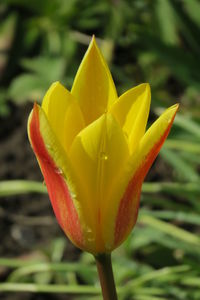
(28, 104), (83, 249)
(113, 104), (179, 248)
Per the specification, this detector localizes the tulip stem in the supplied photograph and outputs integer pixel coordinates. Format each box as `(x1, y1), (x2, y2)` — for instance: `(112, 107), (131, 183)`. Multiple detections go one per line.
(95, 253), (118, 300)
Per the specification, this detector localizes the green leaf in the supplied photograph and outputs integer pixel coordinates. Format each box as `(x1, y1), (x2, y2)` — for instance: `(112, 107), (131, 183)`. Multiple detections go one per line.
(161, 148), (199, 182)
(183, 0), (200, 27)
(9, 74), (48, 103)
(155, 0), (178, 45)
(21, 56), (66, 81)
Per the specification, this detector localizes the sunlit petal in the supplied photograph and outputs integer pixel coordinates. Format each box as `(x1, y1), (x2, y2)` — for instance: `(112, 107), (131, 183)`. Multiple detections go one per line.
(69, 113), (129, 253)
(111, 83), (151, 153)
(28, 35), (179, 255)
(42, 81), (85, 152)
(103, 104), (179, 249)
(71, 37), (117, 125)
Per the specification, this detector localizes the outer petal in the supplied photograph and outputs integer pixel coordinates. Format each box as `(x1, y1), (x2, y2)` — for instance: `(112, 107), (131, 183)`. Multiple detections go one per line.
(28, 104), (84, 249)
(110, 83), (151, 153)
(69, 113), (129, 253)
(42, 81), (85, 152)
(71, 37), (117, 126)
(103, 104), (179, 250)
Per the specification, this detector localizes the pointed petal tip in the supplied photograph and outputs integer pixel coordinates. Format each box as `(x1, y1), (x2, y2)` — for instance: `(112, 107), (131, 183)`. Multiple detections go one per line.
(125, 82), (151, 98)
(50, 80), (60, 86)
(168, 103), (179, 110)
(142, 82), (150, 90)
(143, 82), (150, 95)
(165, 103), (179, 120)
(45, 81), (63, 95)
(29, 103), (39, 125)
(72, 33), (117, 124)
(89, 34), (98, 51)
(33, 101), (39, 110)
(51, 81), (61, 88)
(171, 103), (179, 111)
(32, 102), (41, 119)
(91, 34), (96, 41)
(28, 103), (43, 142)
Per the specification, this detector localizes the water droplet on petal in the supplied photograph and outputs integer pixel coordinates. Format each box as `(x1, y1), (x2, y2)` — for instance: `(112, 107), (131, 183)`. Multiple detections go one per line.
(70, 192), (77, 199)
(100, 152), (108, 161)
(123, 131), (128, 139)
(88, 237), (95, 242)
(46, 144), (51, 150)
(86, 228), (92, 233)
(85, 227), (95, 242)
(55, 168), (63, 175)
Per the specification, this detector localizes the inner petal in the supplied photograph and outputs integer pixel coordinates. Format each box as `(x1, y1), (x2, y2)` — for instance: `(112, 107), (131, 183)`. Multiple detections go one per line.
(69, 113), (129, 253)
(110, 83), (151, 153)
(71, 37), (117, 126)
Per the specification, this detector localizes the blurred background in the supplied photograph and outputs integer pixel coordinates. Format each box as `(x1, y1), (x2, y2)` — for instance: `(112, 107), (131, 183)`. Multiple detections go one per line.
(0, 0), (200, 299)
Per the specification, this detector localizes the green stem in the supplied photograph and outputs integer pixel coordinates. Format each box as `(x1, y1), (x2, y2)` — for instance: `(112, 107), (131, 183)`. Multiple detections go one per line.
(95, 253), (118, 300)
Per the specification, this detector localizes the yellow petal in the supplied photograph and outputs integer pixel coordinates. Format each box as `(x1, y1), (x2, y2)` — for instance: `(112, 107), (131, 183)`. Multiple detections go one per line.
(42, 81), (85, 152)
(64, 100), (85, 151)
(103, 104), (179, 250)
(132, 104), (179, 175)
(71, 36), (117, 125)
(69, 113), (129, 253)
(111, 83), (151, 153)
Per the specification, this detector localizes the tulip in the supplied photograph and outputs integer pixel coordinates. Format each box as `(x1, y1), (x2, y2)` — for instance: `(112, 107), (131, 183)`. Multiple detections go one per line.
(28, 36), (178, 299)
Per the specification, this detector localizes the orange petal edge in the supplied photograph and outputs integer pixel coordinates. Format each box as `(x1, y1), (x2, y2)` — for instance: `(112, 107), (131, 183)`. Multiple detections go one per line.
(114, 105), (179, 247)
(29, 103), (83, 249)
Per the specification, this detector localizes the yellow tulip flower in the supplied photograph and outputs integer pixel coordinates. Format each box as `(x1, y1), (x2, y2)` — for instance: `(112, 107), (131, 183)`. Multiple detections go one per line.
(28, 37), (178, 255)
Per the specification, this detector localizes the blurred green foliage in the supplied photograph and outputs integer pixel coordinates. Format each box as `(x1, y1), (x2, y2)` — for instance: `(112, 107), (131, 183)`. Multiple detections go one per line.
(0, 0), (200, 299)
(1, 0), (200, 109)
